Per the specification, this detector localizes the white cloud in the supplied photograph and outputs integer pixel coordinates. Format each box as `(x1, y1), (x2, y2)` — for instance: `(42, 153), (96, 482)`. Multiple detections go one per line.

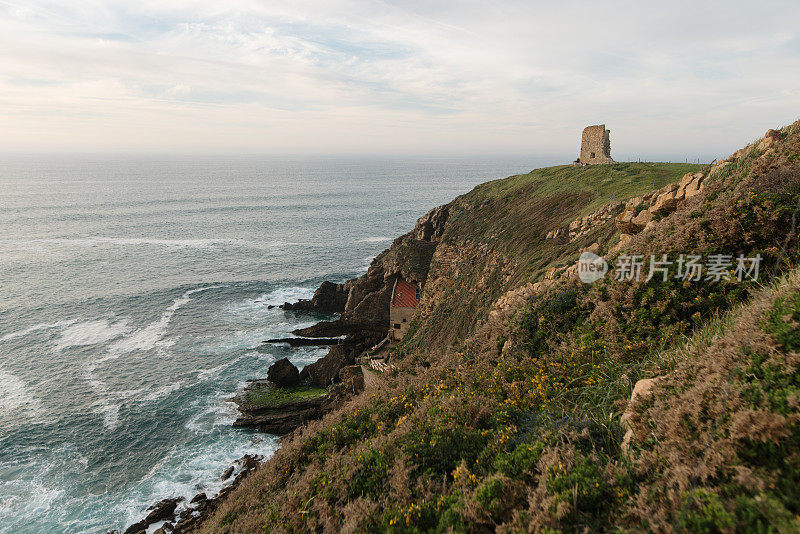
(0, 0), (798, 157)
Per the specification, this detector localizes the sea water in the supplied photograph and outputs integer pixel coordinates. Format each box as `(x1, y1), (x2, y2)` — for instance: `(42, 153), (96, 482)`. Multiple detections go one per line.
(0, 154), (552, 533)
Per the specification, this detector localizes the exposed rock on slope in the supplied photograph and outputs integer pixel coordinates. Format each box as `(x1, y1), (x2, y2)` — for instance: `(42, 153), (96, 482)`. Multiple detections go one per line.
(291, 204), (447, 342)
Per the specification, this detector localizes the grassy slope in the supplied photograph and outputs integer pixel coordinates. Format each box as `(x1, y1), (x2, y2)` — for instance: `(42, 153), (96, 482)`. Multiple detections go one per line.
(199, 123), (800, 533)
(401, 163), (701, 354)
(446, 162), (702, 274)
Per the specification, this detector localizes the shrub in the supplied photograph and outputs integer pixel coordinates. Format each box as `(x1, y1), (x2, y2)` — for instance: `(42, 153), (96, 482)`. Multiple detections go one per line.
(675, 489), (734, 533)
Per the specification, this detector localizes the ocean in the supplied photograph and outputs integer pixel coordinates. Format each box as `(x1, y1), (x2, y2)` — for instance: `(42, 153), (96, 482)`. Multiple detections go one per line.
(0, 154), (552, 533)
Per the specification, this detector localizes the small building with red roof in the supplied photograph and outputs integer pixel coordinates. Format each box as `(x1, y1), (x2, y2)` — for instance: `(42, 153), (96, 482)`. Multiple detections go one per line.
(389, 277), (420, 341)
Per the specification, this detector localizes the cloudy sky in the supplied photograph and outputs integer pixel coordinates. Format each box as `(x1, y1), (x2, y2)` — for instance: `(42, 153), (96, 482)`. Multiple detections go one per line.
(1, 0), (798, 158)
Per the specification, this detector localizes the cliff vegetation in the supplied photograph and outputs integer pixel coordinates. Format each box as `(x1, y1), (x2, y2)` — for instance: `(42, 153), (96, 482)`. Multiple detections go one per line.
(197, 120), (800, 533)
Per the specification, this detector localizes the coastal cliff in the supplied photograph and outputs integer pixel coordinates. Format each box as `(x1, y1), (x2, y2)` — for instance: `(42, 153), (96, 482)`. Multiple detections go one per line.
(185, 120), (800, 532)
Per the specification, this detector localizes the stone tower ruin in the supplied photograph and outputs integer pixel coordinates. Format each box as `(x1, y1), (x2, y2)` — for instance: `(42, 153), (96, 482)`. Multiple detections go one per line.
(579, 125), (613, 164)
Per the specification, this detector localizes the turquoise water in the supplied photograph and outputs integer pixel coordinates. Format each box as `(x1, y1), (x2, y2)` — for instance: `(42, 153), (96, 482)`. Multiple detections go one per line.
(0, 154), (550, 533)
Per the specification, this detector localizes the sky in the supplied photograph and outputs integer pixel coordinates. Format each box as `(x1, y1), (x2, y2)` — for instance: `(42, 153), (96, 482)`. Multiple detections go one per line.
(0, 0), (799, 159)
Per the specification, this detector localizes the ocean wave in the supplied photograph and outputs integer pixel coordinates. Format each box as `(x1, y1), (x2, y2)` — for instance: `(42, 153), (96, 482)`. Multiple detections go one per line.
(111, 427), (279, 532)
(195, 354), (247, 382)
(257, 286), (315, 307)
(357, 236), (392, 243)
(139, 382), (183, 403)
(0, 237), (302, 251)
(86, 285), (222, 429)
(55, 319), (130, 351)
(0, 319), (77, 343)
(0, 370), (41, 419)
(108, 285), (221, 355)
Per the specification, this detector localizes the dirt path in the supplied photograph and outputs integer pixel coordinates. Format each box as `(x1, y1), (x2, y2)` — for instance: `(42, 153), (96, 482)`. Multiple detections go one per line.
(361, 366), (378, 389)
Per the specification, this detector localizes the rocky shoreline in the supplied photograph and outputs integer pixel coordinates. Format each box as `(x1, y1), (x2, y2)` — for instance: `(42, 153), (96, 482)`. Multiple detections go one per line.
(117, 454), (262, 534)
(230, 378), (341, 435)
(119, 204), (450, 533)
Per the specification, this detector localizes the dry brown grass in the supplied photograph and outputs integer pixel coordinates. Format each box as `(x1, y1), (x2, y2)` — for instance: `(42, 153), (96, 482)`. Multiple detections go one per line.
(193, 120), (800, 534)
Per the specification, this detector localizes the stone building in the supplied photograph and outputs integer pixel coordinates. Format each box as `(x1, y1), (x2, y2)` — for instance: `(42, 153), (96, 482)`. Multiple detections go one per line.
(389, 277), (419, 341)
(579, 124), (614, 164)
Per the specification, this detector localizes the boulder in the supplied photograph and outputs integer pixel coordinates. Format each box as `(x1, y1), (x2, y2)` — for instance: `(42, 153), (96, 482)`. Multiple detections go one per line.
(280, 281), (350, 314)
(621, 378), (660, 454)
(122, 522), (147, 534)
(240, 454), (261, 472)
(144, 497), (183, 525)
(220, 466), (234, 481)
(190, 493), (207, 505)
(615, 209), (646, 234)
(631, 209), (653, 229)
(758, 129), (781, 151)
(267, 358), (300, 387)
(676, 172), (704, 201)
(299, 345), (354, 388)
(650, 190), (678, 214)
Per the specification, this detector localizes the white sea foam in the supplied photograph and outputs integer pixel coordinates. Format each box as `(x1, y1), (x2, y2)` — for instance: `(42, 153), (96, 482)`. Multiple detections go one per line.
(108, 285), (221, 355)
(139, 382), (182, 403)
(85, 285), (222, 430)
(358, 236), (392, 243)
(55, 319), (129, 351)
(361, 255), (377, 271)
(112, 428), (279, 532)
(196, 354), (246, 382)
(259, 286), (315, 307)
(0, 319), (77, 343)
(92, 402), (120, 430)
(0, 237), (264, 250)
(0, 370), (41, 418)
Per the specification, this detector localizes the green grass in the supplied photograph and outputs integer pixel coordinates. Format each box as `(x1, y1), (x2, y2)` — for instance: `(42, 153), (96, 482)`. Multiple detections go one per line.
(469, 162), (703, 215)
(445, 162), (703, 277)
(244, 385), (329, 409)
(402, 162), (703, 352)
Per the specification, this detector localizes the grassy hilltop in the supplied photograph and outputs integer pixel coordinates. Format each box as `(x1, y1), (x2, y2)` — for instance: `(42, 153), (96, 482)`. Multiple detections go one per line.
(199, 121), (800, 533)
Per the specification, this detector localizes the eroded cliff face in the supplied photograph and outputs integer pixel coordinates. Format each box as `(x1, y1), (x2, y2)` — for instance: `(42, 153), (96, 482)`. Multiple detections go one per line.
(293, 203), (450, 341)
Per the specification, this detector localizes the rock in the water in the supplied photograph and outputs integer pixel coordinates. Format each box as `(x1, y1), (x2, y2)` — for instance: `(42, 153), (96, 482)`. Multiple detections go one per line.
(122, 522), (147, 534)
(190, 492), (207, 505)
(220, 466), (234, 481)
(240, 454), (261, 471)
(280, 281), (350, 314)
(144, 497), (183, 525)
(267, 358), (300, 387)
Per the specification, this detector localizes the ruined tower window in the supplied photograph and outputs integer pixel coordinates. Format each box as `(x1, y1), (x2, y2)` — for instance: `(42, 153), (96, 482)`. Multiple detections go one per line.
(590, 152), (596, 158)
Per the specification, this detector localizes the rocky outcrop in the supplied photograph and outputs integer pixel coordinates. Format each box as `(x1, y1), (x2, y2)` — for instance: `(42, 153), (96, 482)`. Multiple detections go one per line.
(299, 344), (355, 388)
(569, 202), (621, 240)
(338, 365), (364, 393)
(267, 358), (300, 387)
(231, 380), (337, 435)
(280, 280), (351, 314)
(290, 235), (436, 344)
(548, 170), (707, 248)
(758, 128), (781, 151)
(612, 171), (705, 239)
(123, 498), (184, 534)
(412, 203), (451, 241)
(621, 377), (661, 454)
